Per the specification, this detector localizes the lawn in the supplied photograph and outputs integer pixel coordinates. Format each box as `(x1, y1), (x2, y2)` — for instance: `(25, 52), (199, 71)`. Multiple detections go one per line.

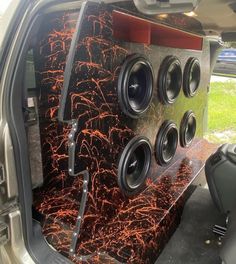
(205, 79), (236, 143)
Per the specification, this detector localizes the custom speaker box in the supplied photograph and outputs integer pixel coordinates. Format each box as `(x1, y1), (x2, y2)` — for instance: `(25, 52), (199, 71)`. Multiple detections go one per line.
(33, 1), (214, 263)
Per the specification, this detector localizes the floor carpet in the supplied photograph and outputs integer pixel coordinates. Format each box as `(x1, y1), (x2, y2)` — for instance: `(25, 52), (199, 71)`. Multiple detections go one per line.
(156, 187), (225, 264)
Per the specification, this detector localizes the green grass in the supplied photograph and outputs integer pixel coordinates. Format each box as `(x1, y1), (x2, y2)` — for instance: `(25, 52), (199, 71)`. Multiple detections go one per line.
(213, 73), (236, 78)
(205, 80), (236, 143)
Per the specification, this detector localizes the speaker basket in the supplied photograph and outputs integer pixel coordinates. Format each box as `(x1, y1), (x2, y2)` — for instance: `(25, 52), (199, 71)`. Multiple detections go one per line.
(118, 54), (154, 118)
(180, 110), (197, 148)
(158, 56), (182, 105)
(155, 120), (178, 166)
(183, 57), (201, 97)
(118, 136), (152, 196)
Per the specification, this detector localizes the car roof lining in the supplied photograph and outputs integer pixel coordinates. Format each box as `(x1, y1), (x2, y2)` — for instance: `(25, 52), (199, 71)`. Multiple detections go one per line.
(191, 0), (236, 38)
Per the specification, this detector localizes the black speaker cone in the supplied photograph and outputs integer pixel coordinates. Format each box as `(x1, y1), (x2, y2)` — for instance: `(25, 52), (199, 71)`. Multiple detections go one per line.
(118, 54), (153, 118)
(118, 136), (152, 196)
(158, 56), (182, 104)
(155, 120), (178, 165)
(180, 110), (197, 147)
(183, 57), (201, 97)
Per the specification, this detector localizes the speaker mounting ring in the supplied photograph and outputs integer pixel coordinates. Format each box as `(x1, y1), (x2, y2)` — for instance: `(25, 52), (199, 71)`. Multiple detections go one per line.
(118, 54), (154, 119)
(183, 57), (201, 98)
(118, 136), (152, 196)
(157, 56), (182, 105)
(180, 110), (197, 148)
(155, 120), (178, 166)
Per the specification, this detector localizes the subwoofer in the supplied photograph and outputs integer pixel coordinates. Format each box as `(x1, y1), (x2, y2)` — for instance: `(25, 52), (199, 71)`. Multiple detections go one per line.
(180, 110), (197, 147)
(155, 120), (178, 166)
(118, 54), (154, 118)
(183, 57), (201, 97)
(118, 136), (152, 196)
(158, 56), (182, 104)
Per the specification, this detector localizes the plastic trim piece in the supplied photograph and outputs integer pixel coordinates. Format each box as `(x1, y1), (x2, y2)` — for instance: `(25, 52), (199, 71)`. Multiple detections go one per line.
(58, 1), (88, 122)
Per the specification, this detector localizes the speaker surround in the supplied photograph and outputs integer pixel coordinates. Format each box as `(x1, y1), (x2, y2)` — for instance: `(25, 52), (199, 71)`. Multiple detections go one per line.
(155, 120), (178, 166)
(183, 57), (201, 97)
(118, 136), (152, 196)
(180, 110), (197, 148)
(158, 56), (182, 104)
(118, 54), (154, 118)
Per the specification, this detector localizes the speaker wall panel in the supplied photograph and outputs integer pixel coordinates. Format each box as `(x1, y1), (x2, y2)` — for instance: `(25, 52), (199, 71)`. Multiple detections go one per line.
(59, 1), (209, 182)
(33, 2), (213, 263)
(32, 11), (79, 188)
(32, 12), (85, 258)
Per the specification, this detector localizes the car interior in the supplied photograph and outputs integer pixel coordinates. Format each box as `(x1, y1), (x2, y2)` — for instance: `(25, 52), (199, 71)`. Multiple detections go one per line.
(2, 0), (236, 263)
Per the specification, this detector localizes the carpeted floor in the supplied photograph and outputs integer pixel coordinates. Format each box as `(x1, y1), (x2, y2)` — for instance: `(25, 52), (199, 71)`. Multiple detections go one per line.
(156, 187), (226, 264)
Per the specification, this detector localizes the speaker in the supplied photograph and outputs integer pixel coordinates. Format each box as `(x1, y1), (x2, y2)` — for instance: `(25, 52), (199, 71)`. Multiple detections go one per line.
(157, 56), (182, 104)
(180, 110), (196, 148)
(118, 54), (154, 118)
(183, 57), (201, 97)
(118, 136), (152, 196)
(155, 120), (178, 166)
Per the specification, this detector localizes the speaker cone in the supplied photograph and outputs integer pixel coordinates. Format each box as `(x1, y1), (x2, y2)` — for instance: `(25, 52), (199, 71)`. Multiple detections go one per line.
(158, 56), (182, 104)
(118, 136), (152, 196)
(180, 110), (197, 147)
(118, 54), (154, 118)
(183, 57), (201, 97)
(155, 120), (178, 166)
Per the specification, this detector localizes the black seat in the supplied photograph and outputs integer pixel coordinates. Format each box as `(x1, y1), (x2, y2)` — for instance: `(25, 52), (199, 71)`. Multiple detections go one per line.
(205, 144), (236, 264)
(205, 144), (236, 215)
(220, 209), (236, 264)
